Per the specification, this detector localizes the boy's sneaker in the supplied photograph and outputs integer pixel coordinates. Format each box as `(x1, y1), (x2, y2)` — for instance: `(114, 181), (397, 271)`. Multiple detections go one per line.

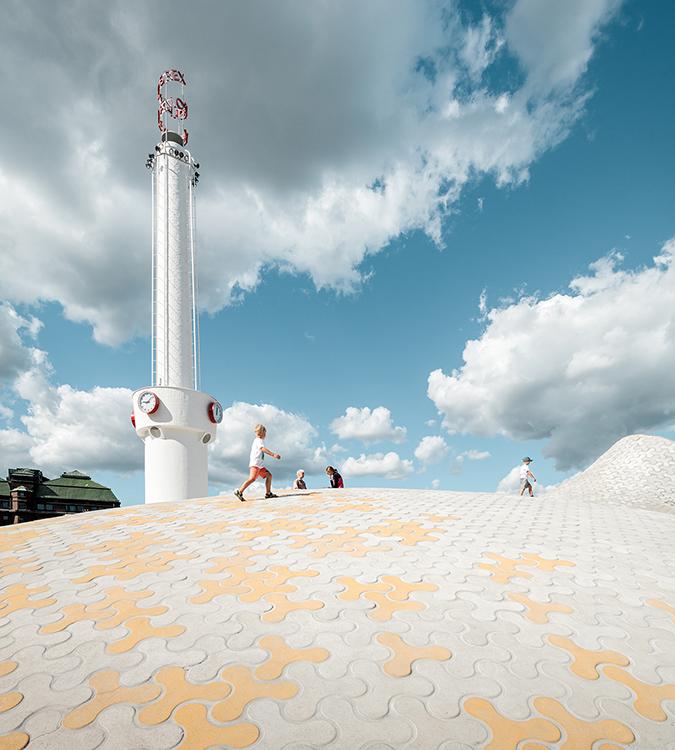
(234, 489), (245, 502)
(265, 492), (278, 499)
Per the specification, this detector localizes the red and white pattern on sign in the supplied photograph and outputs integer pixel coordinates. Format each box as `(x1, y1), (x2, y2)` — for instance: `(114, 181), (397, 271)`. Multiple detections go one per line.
(157, 69), (189, 145)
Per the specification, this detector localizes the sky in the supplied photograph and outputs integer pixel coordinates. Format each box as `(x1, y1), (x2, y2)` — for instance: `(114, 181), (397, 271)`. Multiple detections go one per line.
(1, 0), (674, 505)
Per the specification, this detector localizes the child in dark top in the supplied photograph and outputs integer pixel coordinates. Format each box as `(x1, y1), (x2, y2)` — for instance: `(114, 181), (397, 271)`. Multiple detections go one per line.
(325, 466), (344, 488)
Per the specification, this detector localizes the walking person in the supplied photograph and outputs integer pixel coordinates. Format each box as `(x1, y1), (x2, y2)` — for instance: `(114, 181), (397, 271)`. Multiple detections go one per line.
(325, 466), (344, 488)
(234, 424), (282, 501)
(293, 470), (307, 490)
(519, 457), (537, 497)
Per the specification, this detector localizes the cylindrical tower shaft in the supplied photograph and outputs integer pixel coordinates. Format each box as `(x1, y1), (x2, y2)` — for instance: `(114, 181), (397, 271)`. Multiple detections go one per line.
(152, 137), (197, 389)
(133, 70), (221, 505)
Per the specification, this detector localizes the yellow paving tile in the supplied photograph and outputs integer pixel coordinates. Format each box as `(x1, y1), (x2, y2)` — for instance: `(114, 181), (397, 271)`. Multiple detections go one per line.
(73, 551), (196, 583)
(365, 520), (445, 546)
(63, 670), (161, 729)
(0, 529), (45, 553)
(533, 696), (635, 748)
(476, 554), (534, 585)
(377, 632), (451, 677)
(365, 592), (426, 622)
(0, 584), (55, 617)
(202, 546), (275, 574)
(173, 703), (259, 749)
(0, 556), (40, 576)
(464, 697), (560, 749)
(212, 666), (298, 722)
(0, 691), (22, 713)
(519, 553), (575, 572)
(255, 635), (329, 680)
(0, 731), (30, 749)
(105, 616), (185, 654)
(0, 662), (17, 678)
(380, 575), (438, 602)
(603, 666), (675, 721)
(335, 576), (391, 602)
(336, 577), (390, 601)
(547, 634), (629, 679)
(261, 593), (324, 622)
(138, 666), (232, 725)
(507, 593), (573, 623)
(191, 578), (249, 604)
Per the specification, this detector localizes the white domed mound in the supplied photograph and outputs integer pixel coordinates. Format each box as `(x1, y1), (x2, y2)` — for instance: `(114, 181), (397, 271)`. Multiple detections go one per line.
(1, 461), (674, 748)
(553, 434), (675, 513)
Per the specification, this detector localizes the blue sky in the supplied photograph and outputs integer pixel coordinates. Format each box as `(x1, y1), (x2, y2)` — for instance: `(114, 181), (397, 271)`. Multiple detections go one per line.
(1, 1), (674, 504)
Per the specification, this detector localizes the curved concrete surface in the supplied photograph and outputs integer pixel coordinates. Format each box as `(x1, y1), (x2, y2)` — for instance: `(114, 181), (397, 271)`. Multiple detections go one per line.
(0, 435), (674, 748)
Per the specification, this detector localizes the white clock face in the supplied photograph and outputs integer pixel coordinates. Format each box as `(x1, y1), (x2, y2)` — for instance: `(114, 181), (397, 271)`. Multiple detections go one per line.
(139, 391), (159, 414)
(209, 401), (223, 424)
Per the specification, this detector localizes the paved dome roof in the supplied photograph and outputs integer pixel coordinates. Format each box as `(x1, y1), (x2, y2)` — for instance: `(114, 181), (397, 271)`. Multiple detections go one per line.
(0, 434), (674, 749)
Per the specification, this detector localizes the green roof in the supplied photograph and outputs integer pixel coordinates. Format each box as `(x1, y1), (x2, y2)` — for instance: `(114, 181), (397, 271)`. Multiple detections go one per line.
(0, 469), (119, 505)
(40, 471), (118, 504)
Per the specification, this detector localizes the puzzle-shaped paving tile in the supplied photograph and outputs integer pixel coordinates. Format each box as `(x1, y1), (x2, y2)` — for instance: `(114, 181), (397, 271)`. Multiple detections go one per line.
(1, 470), (674, 748)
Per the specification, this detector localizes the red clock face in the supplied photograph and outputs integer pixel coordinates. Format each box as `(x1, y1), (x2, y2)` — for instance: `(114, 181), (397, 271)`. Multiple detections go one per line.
(208, 401), (223, 424)
(138, 391), (160, 414)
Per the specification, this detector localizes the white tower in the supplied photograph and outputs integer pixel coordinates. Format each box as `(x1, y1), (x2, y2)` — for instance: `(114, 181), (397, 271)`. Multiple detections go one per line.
(132, 70), (222, 504)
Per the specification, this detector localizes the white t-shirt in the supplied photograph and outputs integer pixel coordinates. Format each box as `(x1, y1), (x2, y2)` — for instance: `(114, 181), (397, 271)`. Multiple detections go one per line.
(249, 437), (265, 468)
(519, 463), (531, 480)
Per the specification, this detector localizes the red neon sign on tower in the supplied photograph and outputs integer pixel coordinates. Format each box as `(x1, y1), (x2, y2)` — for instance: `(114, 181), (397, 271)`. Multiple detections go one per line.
(157, 69), (189, 145)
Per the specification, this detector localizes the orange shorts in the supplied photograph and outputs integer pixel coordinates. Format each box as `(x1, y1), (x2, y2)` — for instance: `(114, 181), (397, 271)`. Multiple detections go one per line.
(249, 466), (270, 479)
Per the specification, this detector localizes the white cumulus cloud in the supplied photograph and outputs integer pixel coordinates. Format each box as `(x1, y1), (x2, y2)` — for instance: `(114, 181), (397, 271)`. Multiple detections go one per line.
(429, 239), (675, 470)
(462, 449), (491, 461)
(331, 406), (407, 444)
(210, 402), (327, 486)
(342, 451), (414, 480)
(414, 436), (449, 465)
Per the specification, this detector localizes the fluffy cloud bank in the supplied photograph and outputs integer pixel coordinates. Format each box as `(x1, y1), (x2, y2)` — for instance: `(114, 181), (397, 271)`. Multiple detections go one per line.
(210, 402), (326, 486)
(0, 0), (620, 344)
(0, 336), (141, 475)
(342, 452), (414, 480)
(331, 406), (407, 444)
(429, 240), (675, 470)
(0, 306), (324, 485)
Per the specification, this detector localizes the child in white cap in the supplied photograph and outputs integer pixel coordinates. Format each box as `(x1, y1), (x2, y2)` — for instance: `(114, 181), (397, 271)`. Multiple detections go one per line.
(519, 457), (537, 496)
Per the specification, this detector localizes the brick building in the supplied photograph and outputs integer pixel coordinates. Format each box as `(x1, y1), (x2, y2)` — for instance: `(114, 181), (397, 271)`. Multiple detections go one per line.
(0, 468), (120, 525)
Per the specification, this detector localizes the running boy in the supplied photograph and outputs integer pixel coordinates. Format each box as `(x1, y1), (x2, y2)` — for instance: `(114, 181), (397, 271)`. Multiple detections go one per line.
(519, 457), (537, 496)
(234, 424), (282, 501)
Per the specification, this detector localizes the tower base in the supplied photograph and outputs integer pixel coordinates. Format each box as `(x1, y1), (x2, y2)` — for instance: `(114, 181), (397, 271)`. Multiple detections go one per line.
(132, 387), (218, 503)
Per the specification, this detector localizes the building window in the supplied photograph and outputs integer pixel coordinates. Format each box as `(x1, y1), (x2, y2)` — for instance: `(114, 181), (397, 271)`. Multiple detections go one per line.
(37, 503), (45, 510)
(0, 500), (8, 509)
(45, 504), (53, 511)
